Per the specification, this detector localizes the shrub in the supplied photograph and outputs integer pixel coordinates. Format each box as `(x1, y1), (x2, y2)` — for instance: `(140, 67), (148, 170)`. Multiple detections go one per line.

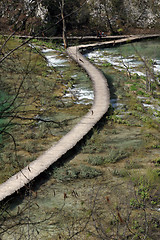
(137, 90), (145, 96)
(87, 155), (105, 166)
(102, 62), (112, 67)
(134, 103), (144, 112)
(125, 160), (143, 169)
(154, 158), (160, 166)
(53, 166), (78, 181)
(130, 85), (137, 91)
(79, 165), (102, 178)
(82, 143), (97, 154)
(23, 141), (37, 153)
(53, 164), (102, 182)
(112, 168), (129, 177)
(105, 149), (128, 163)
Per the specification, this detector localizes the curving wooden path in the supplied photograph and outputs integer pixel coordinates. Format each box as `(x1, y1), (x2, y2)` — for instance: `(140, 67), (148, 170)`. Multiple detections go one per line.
(0, 34), (159, 202)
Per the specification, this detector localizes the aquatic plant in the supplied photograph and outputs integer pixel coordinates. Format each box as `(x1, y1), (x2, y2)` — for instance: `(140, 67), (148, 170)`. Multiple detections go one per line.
(87, 155), (105, 166)
(53, 164), (102, 181)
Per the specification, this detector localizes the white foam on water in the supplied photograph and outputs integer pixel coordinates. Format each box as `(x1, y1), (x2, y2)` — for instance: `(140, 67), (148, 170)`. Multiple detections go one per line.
(46, 55), (68, 67)
(86, 49), (160, 77)
(41, 48), (56, 53)
(63, 86), (94, 105)
(41, 48), (94, 104)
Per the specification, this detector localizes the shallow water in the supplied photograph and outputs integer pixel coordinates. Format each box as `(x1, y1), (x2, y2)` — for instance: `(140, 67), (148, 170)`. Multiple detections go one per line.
(43, 48), (94, 105)
(86, 38), (160, 116)
(1, 39), (160, 240)
(86, 38), (160, 77)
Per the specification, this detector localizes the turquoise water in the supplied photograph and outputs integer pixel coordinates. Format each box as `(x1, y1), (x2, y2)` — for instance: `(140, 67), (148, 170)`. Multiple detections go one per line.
(106, 38), (160, 59)
(1, 38), (160, 240)
(88, 38), (160, 117)
(86, 38), (160, 77)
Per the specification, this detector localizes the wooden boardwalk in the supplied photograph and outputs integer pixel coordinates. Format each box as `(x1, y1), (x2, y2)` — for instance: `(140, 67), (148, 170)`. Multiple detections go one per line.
(0, 34), (159, 202)
(0, 39), (110, 202)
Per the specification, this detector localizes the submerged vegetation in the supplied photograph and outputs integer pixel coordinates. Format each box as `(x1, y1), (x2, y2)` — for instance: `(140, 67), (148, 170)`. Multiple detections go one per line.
(0, 37), (91, 183)
(0, 37), (160, 239)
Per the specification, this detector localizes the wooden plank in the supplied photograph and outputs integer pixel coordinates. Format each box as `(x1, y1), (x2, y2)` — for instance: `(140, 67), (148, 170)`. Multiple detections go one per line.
(0, 34), (159, 202)
(0, 38), (110, 202)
